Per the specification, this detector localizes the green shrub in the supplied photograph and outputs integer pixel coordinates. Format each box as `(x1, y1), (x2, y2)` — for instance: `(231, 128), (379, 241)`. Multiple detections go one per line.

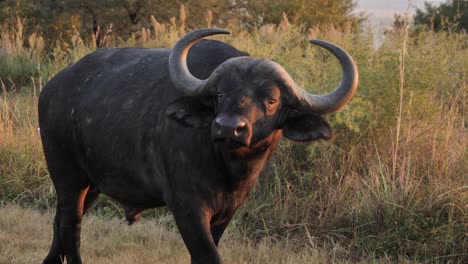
(0, 53), (37, 89)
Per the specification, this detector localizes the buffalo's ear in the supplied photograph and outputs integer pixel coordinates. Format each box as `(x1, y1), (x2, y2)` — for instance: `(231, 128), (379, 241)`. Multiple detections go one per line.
(282, 111), (333, 142)
(166, 96), (214, 128)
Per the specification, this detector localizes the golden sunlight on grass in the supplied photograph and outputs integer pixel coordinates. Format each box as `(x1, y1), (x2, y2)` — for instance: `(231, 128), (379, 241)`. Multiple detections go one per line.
(0, 205), (346, 264)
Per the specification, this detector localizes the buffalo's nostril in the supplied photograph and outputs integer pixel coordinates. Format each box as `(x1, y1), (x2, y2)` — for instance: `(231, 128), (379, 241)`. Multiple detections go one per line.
(214, 118), (224, 135)
(234, 122), (247, 136)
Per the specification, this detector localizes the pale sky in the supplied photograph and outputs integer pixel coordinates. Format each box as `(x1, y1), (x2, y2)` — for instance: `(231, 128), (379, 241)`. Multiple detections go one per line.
(355, 0), (446, 27)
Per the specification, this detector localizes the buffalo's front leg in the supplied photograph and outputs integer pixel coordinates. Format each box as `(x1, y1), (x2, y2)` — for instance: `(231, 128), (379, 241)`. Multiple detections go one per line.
(171, 206), (221, 264)
(210, 212), (234, 247)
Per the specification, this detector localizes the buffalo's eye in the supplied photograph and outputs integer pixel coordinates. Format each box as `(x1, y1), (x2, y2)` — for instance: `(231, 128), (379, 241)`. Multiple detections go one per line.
(217, 92), (224, 102)
(266, 99), (277, 106)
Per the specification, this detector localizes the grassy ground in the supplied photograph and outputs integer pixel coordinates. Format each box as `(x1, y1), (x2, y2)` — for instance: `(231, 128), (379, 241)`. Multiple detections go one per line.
(1, 205), (361, 264)
(0, 16), (467, 263)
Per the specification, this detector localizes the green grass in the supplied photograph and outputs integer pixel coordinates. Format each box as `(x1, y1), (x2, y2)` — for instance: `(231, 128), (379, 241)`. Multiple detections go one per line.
(0, 16), (467, 263)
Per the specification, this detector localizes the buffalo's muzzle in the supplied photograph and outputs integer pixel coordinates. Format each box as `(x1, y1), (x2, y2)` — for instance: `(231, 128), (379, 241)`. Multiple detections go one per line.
(212, 115), (251, 146)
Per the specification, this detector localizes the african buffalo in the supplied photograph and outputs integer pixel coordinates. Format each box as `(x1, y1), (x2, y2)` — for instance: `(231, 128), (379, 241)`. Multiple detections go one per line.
(39, 28), (358, 264)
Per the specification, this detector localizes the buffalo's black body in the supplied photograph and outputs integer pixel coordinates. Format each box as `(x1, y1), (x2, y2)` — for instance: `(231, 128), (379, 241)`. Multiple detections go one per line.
(40, 39), (249, 206)
(40, 40), (251, 264)
(39, 29), (358, 264)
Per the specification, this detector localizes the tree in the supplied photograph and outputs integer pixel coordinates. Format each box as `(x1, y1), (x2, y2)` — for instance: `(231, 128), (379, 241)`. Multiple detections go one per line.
(246, 0), (362, 30)
(0, 1), (232, 42)
(0, 0), (362, 46)
(414, 0), (468, 31)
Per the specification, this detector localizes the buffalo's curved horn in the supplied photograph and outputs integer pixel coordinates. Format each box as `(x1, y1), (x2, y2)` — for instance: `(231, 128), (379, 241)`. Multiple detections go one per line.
(290, 40), (358, 114)
(169, 28), (230, 96)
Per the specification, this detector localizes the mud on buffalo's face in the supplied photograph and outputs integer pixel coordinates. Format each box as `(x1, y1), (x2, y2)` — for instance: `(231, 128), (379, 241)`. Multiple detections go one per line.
(167, 29), (358, 149)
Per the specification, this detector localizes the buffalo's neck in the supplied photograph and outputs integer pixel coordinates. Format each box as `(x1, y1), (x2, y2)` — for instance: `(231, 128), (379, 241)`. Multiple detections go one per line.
(216, 130), (282, 197)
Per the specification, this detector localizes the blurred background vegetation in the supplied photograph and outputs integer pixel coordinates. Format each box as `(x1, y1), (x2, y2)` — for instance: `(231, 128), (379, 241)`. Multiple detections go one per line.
(0, 0), (467, 263)
(414, 0), (468, 31)
(0, 0), (363, 48)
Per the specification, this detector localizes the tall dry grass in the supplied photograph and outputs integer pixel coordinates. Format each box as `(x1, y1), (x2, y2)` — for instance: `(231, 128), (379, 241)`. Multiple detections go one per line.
(0, 13), (467, 262)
